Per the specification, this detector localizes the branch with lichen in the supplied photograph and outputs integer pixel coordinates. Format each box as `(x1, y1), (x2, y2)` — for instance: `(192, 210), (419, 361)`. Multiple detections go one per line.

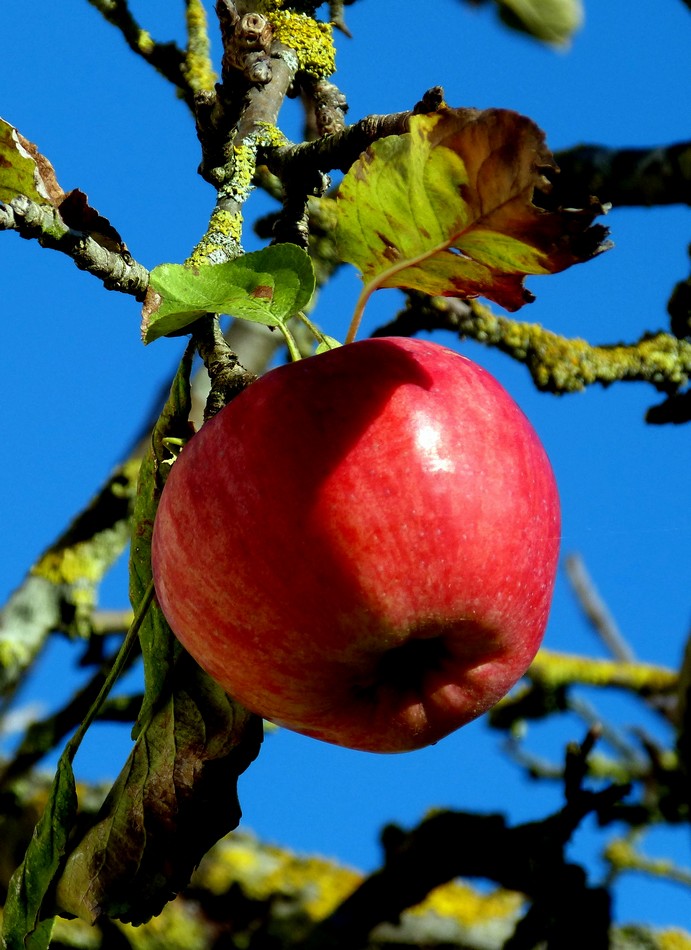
(489, 647), (679, 782)
(183, 0), (217, 95)
(187, 8), (306, 265)
(0, 459), (141, 701)
(375, 295), (691, 401)
(0, 196), (149, 298)
(85, 0), (199, 109)
(527, 649), (678, 697)
(299, 759), (625, 950)
(605, 834), (691, 888)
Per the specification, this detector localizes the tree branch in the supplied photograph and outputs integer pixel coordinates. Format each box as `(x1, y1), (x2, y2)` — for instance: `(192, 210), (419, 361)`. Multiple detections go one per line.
(554, 141), (691, 207)
(374, 295), (691, 401)
(527, 649), (677, 697)
(0, 196), (149, 299)
(182, 0), (217, 96)
(188, 9), (301, 265)
(193, 315), (257, 418)
(300, 776), (622, 950)
(86, 0), (196, 109)
(564, 553), (635, 662)
(262, 86), (445, 179)
(0, 460), (140, 702)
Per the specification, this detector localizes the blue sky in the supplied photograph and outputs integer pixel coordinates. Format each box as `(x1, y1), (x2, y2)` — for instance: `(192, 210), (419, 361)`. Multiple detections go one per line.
(1, 0), (690, 933)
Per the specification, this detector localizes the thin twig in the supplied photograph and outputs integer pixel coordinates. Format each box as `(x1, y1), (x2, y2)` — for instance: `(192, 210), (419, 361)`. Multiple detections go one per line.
(564, 553), (635, 662)
(86, 0), (196, 108)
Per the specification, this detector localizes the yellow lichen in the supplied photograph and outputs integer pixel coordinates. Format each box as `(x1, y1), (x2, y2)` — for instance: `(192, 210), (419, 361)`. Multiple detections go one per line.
(31, 524), (130, 591)
(136, 29), (155, 56)
(267, 10), (335, 78)
(33, 547), (102, 588)
(233, 144), (255, 191)
(409, 879), (524, 927)
(254, 121), (290, 151)
(528, 649), (678, 695)
(451, 300), (691, 394)
(186, 207), (244, 268)
(119, 902), (210, 950)
(183, 0), (216, 94)
(194, 835), (360, 921)
(659, 930), (691, 950)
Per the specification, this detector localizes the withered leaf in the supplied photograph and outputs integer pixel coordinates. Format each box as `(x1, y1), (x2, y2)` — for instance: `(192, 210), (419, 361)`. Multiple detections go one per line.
(52, 346), (262, 926)
(54, 654), (262, 925)
(335, 106), (610, 316)
(0, 117), (128, 254)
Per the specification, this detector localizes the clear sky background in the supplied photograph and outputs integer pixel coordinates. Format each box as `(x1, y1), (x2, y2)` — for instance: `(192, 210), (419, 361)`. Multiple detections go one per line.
(1, 0), (690, 934)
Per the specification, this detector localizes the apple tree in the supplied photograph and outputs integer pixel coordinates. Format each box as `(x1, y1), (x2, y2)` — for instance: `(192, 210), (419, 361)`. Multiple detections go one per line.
(1, 2), (690, 948)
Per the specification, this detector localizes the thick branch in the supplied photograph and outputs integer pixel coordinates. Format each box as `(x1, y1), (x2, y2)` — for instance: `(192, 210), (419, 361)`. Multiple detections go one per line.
(554, 141), (691, 207)
(375, 296), (691, 397)
(0, 196), (149, 299)
(193, 316), (256, 418)
(0, 460), (140, 701)
(300, 791), (620, 950)
(188, 36), (299, 265)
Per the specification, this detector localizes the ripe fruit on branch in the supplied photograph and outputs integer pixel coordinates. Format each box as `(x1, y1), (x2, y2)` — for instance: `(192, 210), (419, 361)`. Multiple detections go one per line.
(152, 337), (560, 753)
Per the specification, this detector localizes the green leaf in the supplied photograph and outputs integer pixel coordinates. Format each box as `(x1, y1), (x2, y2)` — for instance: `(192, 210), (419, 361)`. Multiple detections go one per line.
(315, 334), (343, 354)
(497, 0), (583, 47)
(2, 751), (77, 949)
(142, 244), (316, 343)
(334, 107), (609, 334)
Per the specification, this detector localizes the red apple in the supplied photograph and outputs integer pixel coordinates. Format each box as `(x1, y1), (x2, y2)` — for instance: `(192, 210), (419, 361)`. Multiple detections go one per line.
(152, 337), (560, 753)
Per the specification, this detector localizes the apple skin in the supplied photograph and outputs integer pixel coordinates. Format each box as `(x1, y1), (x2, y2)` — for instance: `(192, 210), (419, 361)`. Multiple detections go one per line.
(152, 337), (560, 753)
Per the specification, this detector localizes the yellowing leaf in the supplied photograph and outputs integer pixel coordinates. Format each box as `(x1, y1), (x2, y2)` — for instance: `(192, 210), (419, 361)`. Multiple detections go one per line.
(0, 117), (128, 253)
(0, 118), (64, 206)
(334, 107), (609, 338)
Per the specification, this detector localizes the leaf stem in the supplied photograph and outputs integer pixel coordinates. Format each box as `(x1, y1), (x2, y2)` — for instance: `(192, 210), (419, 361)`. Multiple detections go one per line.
(64, 581), (155, 764)
(345, 237), (452, 344)
(278, 323), (303, 362)
(344, 283), (375, 344)
(296, 310), (337, 349)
